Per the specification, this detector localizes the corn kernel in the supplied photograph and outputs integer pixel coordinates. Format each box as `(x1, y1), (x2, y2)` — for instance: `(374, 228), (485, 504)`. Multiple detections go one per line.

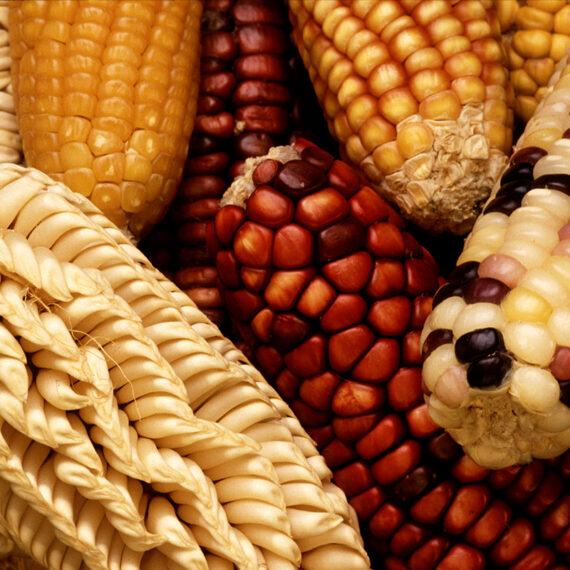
(515, 6), (555, 31)
(100, 62), (138, 85)
(481, 62), (509, 87)
(353, 42), (390, 78)
(364, 0), (404, 35)
(526, 0), (566, 11)
(92, 117), (131, 143)
(333, 111), (352, 143)
(451, 76), (486, 104)
(444, 52), (482, 79)
(381, 15), (415, 44)
(409, 68), (450, 101)
(328, 59), (353, 93)
(404, 47), (443, 76)
(337, 76), (368, 109)
(63, 167), (96, 196)
(317, 46), (343, 81)
(427, 14), (463, 43)
(411, 0), (451, 27)
(345, 134), (368, 164)
(124, 152), (152, 184)
(91, 181), (122, 211)
(509, 365), (559, 411)
(389, 26), (430, 62)
(63, 92), (97, 119)
(92, 153), (125, 183)
(396, 122), (434, 158)
(367, 61), (406, 97)
(472, 37), (504, 63)
(121, 180), (147, 213)
(511, 69), (538, 96)
(95, 97), (133, 122)
(484, 99), (509, 124)
(346, 29), (378, 60)
(312, 0), (341, 24)
(550, 34), (570, 61)
(378, 87), (418, 124)
(372, 141), (404, 174)
(359, 116), (396, 152)
(419, 89), (461, 120)
(60, 141), (93, 169)
(452, 303), (506, 339)
(436, 35), (472, 61)
(512, 30), (552, 59)
(351, 0), (376, 19)
(87, 128), (123, 156)
(463, 20), (492, 42)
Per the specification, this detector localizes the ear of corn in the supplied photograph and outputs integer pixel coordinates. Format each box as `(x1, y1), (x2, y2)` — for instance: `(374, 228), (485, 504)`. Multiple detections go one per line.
(8, 0), (203, 242)
(0, 162), (370, 569)
(495, 0), (570, 122)
(286, 0), (515, 235)
(421, 49), (570, 469)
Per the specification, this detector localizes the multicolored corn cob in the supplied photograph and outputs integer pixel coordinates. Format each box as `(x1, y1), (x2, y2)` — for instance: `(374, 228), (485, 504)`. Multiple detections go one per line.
(495, 0), (570, 122)
(211, 136), (570, 568)
(421, 50), (570, 470)
(286, 0), (515, 235)
(8, 0), (202, 241)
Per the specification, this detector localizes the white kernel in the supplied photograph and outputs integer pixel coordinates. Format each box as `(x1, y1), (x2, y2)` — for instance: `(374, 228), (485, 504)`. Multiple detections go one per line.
(433, 366), (469, 409)
(471, 212), (508, 233)
(425, 296), (466, 331)
(452, 303), (506, 339)
(426, 394), (465, 429)
(509, 365), (560, 413)
(534, 152), (570, 178)
(508, 205), (556, 226)
(506, 220), (561, 252)
(518, 268), (569, 308)
(543, 255), (570, 289)
(547, 306), (570, 345)
(464, 223), (507, 253)
(535, 401), (570, 433)
(422, 344), (459, 393)
(504, 321), (556, 367)
(522, 188), (570, 222)
(496, 238), (549, 269)
(457, 245), (496, 265)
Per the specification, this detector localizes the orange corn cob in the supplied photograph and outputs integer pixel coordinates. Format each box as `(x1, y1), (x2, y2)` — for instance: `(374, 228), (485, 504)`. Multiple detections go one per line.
(494, 0), (570, 122)
(287, 0), (515, 235)
(8, 0), (202, 241)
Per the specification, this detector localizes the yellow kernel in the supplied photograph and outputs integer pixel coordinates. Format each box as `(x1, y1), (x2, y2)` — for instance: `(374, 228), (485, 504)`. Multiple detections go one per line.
(145, 173), (165, 203)
(63, 93), (97, 119)
(321, 6), (352, 40)
(404, 47), (444, 76)
(427, 14), (464, 43)
(439, 41), (474, 68)
(524, 58), (556, 87)
(31, 132), (58, 155)
(351, 0), (377, 19)
(359, 116), (396, 152)
(346, 29), (378, 60)
(317, 46), (343, 82)
(22, 19), (45, 44)
(142, 45), (172, 68)
(409, 69), (450, 101)
(92, 117), (132, 142)
(60, 141), (93, 169)
(107, 29), (147, 55)
(368, 61), (407, 97)
(522, 127), (564, 150)
(527, 0), (566, 11)
(554, 5), (570, 33)
(550, 34), (570, 61)
(512, 30), (552, 59)
(35, 56), (65, 77)
(322, 90), (341, 120)
(364, 1), (404, 35)
(121, 181), (147, 213)
(96, 97), (133, 122)
(337, 76), (368, 109)
(511, 69), (539, 96)
(381, 15), (415, 45)
(63, 167), (96, 197)
(20, 114), (61, 134)
(327, 59), (353, 94)
(396, 123), (434, 158)
(333, 16), (364, 54)
(484, 121), (511, 153)
(472, 37), (504, 64)
(463, 19), (492, 42)
(100, 62), (138, 85)
(519, 268), (569, 308)
(345, 134), (368, 165)
(453, 0), (487, 21)
(484, 99), (509, 124)
(419, 90), (461, 120)
(150, 26), (181, 54)
(64, 72), (98, 94)
(503, 286), (552, 323)
(481, 62), (509, 87)
(34, 38), (65, 59)
(140, 64), (171, 86)
(372, 140), (405, 174)
(378, 87), (418, 124)
(452, 76), (486, 104)
(33, 95), (63, 115)
(444, 51), (482, 78)
(389, 26), (430, 62)
(91, 182), (122, 211)
(353, 42), (390, 78)
(515, 6), (554, 31)
(47, 0), (77, 22)
(124, 152), (152, 183)
(87, 129), (123, 156)
(411, 0), (452, 26)
(92, 153), (125, 183)
(333, 111), (352, 143)
(129, 130), (161, 161)
(134, 81), (168, 107)
(98, 79), (134, 101)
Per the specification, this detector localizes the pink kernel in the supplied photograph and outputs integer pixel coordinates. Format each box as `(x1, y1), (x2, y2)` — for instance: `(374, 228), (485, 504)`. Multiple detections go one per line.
(550, 346), (570, 381)
(558, 222), (570, 240)
(552, 239), (570, 257)
(478, 253), (526, 288)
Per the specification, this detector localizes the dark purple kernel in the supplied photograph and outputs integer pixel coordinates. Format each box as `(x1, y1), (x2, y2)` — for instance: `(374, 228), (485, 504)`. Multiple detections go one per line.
(531, 174), (570, 195)
(563, 128), (570, 139)
(391, 466), (436, 505)
(496, 179), (532, 199)
(274, 159), (327, 198)
(560, 380), (570, 406)
(455, 327), (505, 363)
(467, 352), (512, 388)
(432, 282), (464, 307)
(500, 162), (534, 186)
(463, 277), (510, 304)
(427, 432), (462, 463)
(301, 145), (335, 172)
(483, 194), (522, 215)
(317, 218), (365, 263)
(510, 146), (547, 165)
(422, 329), (454, 360)
(447, 261), (480, 284)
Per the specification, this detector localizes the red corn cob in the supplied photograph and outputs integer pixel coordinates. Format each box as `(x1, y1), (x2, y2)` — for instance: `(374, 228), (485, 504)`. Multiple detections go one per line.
(212, 136), (570, 568)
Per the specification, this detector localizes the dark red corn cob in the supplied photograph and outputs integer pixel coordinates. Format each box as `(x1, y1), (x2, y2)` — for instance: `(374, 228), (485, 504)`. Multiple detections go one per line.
(139, 0), (296, 330)
(212, 137), (570, 569)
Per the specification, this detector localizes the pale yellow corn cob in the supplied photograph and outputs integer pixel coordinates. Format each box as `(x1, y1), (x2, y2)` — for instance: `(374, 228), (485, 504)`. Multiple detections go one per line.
(421, 49), (570, 469)
(495, 0), (570, 122)
(8, 0), (202, 241)
(0, 163), (370, 570)
(287, 0), (514, 234)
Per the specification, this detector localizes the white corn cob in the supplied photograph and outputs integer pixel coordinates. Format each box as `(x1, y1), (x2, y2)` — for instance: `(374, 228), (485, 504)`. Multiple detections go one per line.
(421, 49), (570, 469)
(0, 163), (370, 570)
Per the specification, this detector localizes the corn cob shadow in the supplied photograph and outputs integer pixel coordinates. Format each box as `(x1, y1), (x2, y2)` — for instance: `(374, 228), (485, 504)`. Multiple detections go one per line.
(0, 162), (371, 569)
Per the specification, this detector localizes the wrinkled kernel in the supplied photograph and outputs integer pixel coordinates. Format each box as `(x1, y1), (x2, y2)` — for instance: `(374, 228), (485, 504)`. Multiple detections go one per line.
(504, 321), (556, 367)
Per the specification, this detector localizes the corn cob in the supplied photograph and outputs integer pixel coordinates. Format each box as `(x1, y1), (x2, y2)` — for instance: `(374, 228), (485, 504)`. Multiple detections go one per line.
(211, 137), (570, 567)
(286, 0), (515, 235)
(8, 0), (202, 242)
(495, 0), (570, 122)
(140, 0), (302, 332)
(421, 48), (570, 470)
(0, 162), (370, 570)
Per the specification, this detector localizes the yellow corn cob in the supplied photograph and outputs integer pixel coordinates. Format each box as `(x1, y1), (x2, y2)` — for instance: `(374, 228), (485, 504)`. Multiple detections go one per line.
(421, 50), (570, 469)
(495, 0), (570, 122)
(0, 162), (371, 570)
(287, 0), (515, 235)
(8, 0), (202, 241)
